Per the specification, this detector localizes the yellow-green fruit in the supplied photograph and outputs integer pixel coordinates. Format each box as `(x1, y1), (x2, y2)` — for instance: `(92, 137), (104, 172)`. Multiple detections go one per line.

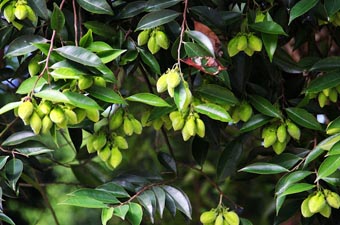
(41, 115), (53, 134)
(38, 101), (52, 115)
(156, 74), (168, 93)
(319, 204), (331, 218)
(28, 55), (42, 76)
(98, 144), (111, 161)
(141, 111), (151, 127)
(301, 197), (314, 218)
(92, 132), (107, 151)
(308, 192), (326, 213)
(25, 5), (37, 22)
(169, 111), (184, 131)
(64, 108), (78, 125)
(262, 126), (277, 148)
(78, 76), (93, 90)
(272, 140), (287, 155)
(86, 108), (100, 122)
(109, 108), (124, 130)
(14, 4), (28, 20)
(155, 30), (170, 49)
(223, 211), (239, 225)
(86, 135), (96, 153)
(196, 118), (205, 138)
(109, 147), (122, 168)
(248, 35), (262, 52)
(200, 211), (217, 224)
(93, 76), (106, 87)
(318, 92), (328, 108)
(18, 101), (34, 121)
(30, 112), (42, 134)
(114, 136), (128, 150)
(228, 37), (240, 57)
(183, 82), (193, 111)
(161, 115), (172, 130)
(185, 116), (196, 136)
(243, 47), (254, 56)
(329, 88), (338, 103)
(152, 118), (163, 130)
(237, 35), (248, 51)
(214, 214), (224, 225)
(286, 121), (301, 140)
(147, 35), (160, 54)
(276, 124), (287, 143)
(49, 107), (65, 124)
(223, 220), (231, 225)
(181, 124), (191, 141)
(239, 102), (253, 122)
(74, 108), (87, 123)
(336, 85), (340, 94)
(166, 71), (181, 88)
(131, 118), (143, 135)
(167, 85), (175, 97)
(231, 107), (240, 123)
(325, 191), (340, 209)
(322, 88), (331, 97)
(137, 30), (150, 46)
(255, 11), (265, 23)
(4, 4), (15, 22)
(123, 117), (134, 136)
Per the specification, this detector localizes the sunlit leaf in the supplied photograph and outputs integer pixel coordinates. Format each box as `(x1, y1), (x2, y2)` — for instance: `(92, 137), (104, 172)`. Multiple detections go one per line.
(136, 9), (181, 30)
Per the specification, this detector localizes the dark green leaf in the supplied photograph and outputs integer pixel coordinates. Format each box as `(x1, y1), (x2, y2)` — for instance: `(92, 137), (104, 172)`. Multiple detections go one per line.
(310, 56), (340, 72)
(140, 49), (161, 74)
(5, 35), (47, 57)
(76, 0), (113, 15)
(196, 84), (239, 105)
(183, 42), (211, 57)
(126, 203), (143, 225)
(275, 170), (312, 195)
(0, 101), (21, 115)
(2, 131), (39, 146)
(16, 76), (47, 94)
(51, 3), (65, 32)
(240, 114), (271, 133)
(5, 158), (23, 189)
(289, 0), (319, 24)
(162, 185), (192, 219)
(262, 33), (278, 62)
(303, 147), (324, 168)
(0, 156), (9, 170)
(249, 95), (282, 119)
(137, 190), (156, 223)
(285, 107), (322, 130)
(88, 86), (126, 104)
(249, 21), (287, 35)
(96, 182), (130, 198)
(280, 183), (315, 196)
(275, 195), (286, 216)
(194, 103), (232, 122)
(84, 21), (117, 39)
(316, 155), (340, 181)
(164, 193), (176, 216)
(70, 188), (120, 204)
(174, 81), (190, 112)
(15, 142), (54, 156)
(273, 49), (304, 74)
(113, 205), (129, 220)
(241, 218), (253, 225)
(117, 1), (147, 19)
(152, 186), (166, 218)
(146, 0), (182, 11)
(270, 153), (302, 169)
(325, 0), (340, 17)
(27, 0), (48, 20)
(157, 152), (177, 173)
(60, 196), (108, 208)
(305, 72), (340, 93)
(126, 93), (170, 107)
(55, 46), (102, 67)
(186, 30), (215, 57)
(192, 137), (209, 167)
(0, 212), (15, 225)
(136, 9), (181, 30)
(239, 162), (289, 174)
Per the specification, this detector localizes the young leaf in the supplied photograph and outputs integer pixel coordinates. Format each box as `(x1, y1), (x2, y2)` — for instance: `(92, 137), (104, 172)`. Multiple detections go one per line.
(249, 95), (282, 119)
(285, 107), (322, 131)
(113, 205), (129, 220)
(16, 76), (47, 94)
(126, 93), (170, 107)
(326, 116), (340, 135)
(101, 208), (114, 225)
(0, 101), (21, 115)
(80, 29), (93, 48)
(194, 103), (232, 122)
(135, 9), (181, 31)
(289, 0), (319, 24)
(76, 0), (113, 15)
(316, 155), (340, 181)
(327, 141), (340, 156)
(317, 133), (340, 151)
(51, 3), (65, 32)
(239, 162), (289, 174)
(126, 203), (143, 225)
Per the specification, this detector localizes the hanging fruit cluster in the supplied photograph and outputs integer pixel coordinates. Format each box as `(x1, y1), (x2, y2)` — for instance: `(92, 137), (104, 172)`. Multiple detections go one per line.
(261, 120), (300, 154)
(137, 26), (170, 54)
(1, 0), (36, 23)
(200, 207), (240, 225)
(308, 86), (340, 108)
(301, 189), (340, 218)
(230, 101), (253, 123)
(156, 65), (183, 97)
(227, 32), (262, 57)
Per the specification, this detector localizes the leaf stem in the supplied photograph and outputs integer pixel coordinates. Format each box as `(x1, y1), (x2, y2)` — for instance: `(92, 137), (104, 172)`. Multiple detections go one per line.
(177, 0), (189, 78)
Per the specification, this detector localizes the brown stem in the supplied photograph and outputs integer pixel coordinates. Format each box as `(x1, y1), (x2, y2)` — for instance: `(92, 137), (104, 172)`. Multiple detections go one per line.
(0, 146), (29, 158)
(177, 0), (189, 77)
(72, 0), (79, 46)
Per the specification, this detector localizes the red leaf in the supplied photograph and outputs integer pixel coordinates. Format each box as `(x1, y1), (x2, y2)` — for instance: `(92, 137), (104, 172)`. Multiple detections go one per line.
(181, 56), (226, 75)
(194, 21), (222, 55)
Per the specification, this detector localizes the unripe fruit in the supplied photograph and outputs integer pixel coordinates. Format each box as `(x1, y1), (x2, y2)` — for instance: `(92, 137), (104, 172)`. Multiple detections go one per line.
(200, 211), (217, 224)
(152, 118), (163, 130)
(336, 85), (340, 94)
(25, 5), (37, 23)
(286, 121), (301, 140)
(301, 197), (314, 218)
(155, 30), (170, 49)
(196, 118), (205, 138)
(325, 191), (340, 209)
(123, 117), (134, 136)
(239, 102), (252, 122)
(156, 74), (168, 93)
(78, 76), (93, 90)
(319, 204), (331, 218)
(86, 135), (96, 153)
(38, 101), (52, 115)
(318, 92), (328, 108)
(74, 108), (87, 123)
(147, 35), (160, 54)
(308, 192), (326, 213)
(131, 118), (142, 134)
(86, 108), (100, 122)
(14, 4), (28, 20)
(92, 132), (107, 151)
(237, 35), (248, 51)
(272, 140), (286, 155)
(223, 211), (239, 225)
(214, 214), (224, 225)
(109, 147), (122, 168)
(28, 55), (42, 76)
(181, 123), (191, 141)
(262, 126), (277, 148)
(248, 34), (262, 52)
(169, 111), (184, 131)
(243, 47), (254, 56)
(322, 88), (331, 97)
(49, 107), (66, 124)
(227, 37), (240, 57)
(231, 107), (240, 123)
(18, 101), (34, 121)
(64, 108), (78, 125)
(114, 136), (128, 150)
(329, 88), (338, 103)
(30, 112), (42, 134)
(166, 71), (181, 88)
(109, 108), (124, 130)
(276, 124), (287, 143)
(162, 115), (172, 130)
(98, 144), (111, 161)
(185, 116), (196, 136)
(167, 86), (175, 97)
(255, 11), (265, 23)
(137, 30), (150, 46)
(93, 76), (106, 87)
(41, 115), (53, 134)
(4, 4), (15, 23)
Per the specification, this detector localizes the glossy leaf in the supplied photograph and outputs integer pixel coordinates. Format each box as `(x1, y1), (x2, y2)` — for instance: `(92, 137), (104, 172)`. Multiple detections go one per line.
(55, 46), (102, 67)
(126, 93), (170, 107)
(240, 114), (271, 133)
(51, 3), (65, 32)
(325, 0), (340, 17)
(174, 81), (190, 112)
(317, 133), (340, 151)
(34, 90), (70, 103)
(162, 185), (192, 219)
(275, 170), (312, 195)
(262, 33), (278, 62)
(0, 212), (15, 225)
(88, 86), (126, 104)
(326, 116), (340, 135)
(117, 1), (147, 19)
(5, 35), (47, 57)
(146, 0), (181, 11)
(60, 196), (108, 208)
(140, 49), (161, 74)
(310, 56), (340, 71)
(275, 195), (286, 216)
(303, 147), (324, 168)
(289, 0), (319, 24)
(273, 49), (304, 74)
(270, 153), (302, 170)
(96, 182), (130, 198)
(64, 91), (102, 110)
(316, 155), (340, 181)
(16, 76), (47, 94)
(5, 158), (23, 189)
(157, 152), (177, 173)
(79, 29), (93, 48)
(305, 72), (340, 93)
(240, 218), (253, 225)
(249, 21), (287, 35)
(70, 189), (120, 204)
(27, 0), (49, 20)
(321, 170), (340, 186)
(239, 162), (289, 174)
(136, 9), (181, 31)
(113, 205), (129, 220)
(101, 208), (114, 225)
(126, 203), (143, 225)
(84, 21), (116, 39)
(285, 107), (322, 131)
(186, 30), (215, 57)
(0, 156), (9, 170)
(249, 95), (282, 119)
(327, 141), (340, 156)
(15, 142), (54, 156)
(76, 0), (113, 15)
(280, 183), (315, 196)
(194, 103), (232, 122)
(196, 84), (239, 105)
(137, 190), (156, 223)
(152, 186), (166, 218)
(97, 49), (127, 64)
(0, 101), (21, 115)
(183, 42), (211, 57)
(50, 67), (84, 79)
(2, 131), (40, 146)
(164, 193), (176, 216)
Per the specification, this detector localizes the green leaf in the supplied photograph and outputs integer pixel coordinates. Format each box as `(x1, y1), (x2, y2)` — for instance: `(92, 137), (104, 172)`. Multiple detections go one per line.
(15, 142), (54, 156)
(239, 162), (289, 174)
(152, 186), (166, 218)
(289, 0), (319, 24)
(316, 155), (340, 181)
(50, 67), (84, 79)
(317, 133), (340, 151)
(135, 9), (181, 31)
(5, 35), (47, 57)
(186, 30), (215, 57)
(16, 76), (47, 94)
(249, 21), (287, 35)
(60, 196), (108, 208)
(174, 81), (191, 112)
(5, 158), (23, 190)
(240, 218), (253, 225)
(327, 116), (340, 135)
(146, 0), (182, 11)
(240, 114), (271, 133)
(96, 182), (130, 198)
(162, 185), (192, 219)
(64, 91), (102, 110)
(158, 152), (177, 173)
(262, 33), (278, 62)
(76, 0), (113, 15)
(116, 1), (147, 19)
(0, 212), (15, 225)
(126, 93), (170, 107)
(310, 56), (340, 72)
(84, 21), (117, 39)
(275, 195), (286, 216)
(88, 86), (126, 104)
(137, 190), (156, 223)
(273, 49), (304, 74)
(126, 202), (143, 225)
(70, 188), (120, 204)
(196, 84), (239, 105)
(97, 49), (127, 64)
(113, 205), (129, 220)
(0, 101), (21, 115)
(275, 170), (313, 195)
(80, 29), (93, 48)
(280, 183), (315, 196)
(27, 0), (49, 20)
(35, 90), (70, 103)
(305, 72), (340, 93)
(140, 49), (161, 74)
(164, 192), (176, 216)
(249, 95), (282, 119)
(183, 42), (212, 57)
(303, 147), (325, 168)
(101, 208), (114, 225)
(2, 131), (39, 146)
(33, 43), (64, 62)
(270, 153), (302, 170)
(194, 103), (232, 122)
(321, 170), (340, 186)
(325, 0), (340, 17)
(327, 141), (340, 156)
(51, 3), (65, 32)
(55, 46), (102, 67)
(0, 156), (9, 170)
(285, 107), (322, 131)
(53, 129), (77, 163)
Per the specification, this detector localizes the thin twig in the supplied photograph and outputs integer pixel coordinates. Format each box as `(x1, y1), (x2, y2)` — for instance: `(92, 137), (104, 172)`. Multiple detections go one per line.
(0, 117), (18, 138)
(177, 0), (189, 77)
(72, 0), (79, 46)
(0, 146), (29, 158)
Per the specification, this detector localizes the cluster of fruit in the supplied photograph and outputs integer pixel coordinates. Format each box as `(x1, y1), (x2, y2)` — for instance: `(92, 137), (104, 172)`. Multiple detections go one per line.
(200, 207), (240, 225)
(16, 98), (99, 135)
(108, 108), (142, 136)
(156, 66), (183, 97)
(141, 112), (172, 131)
(301, 189), (340, 218)
(310, 86), (340, 108)
(138, 27), (170, 54)
(261, 120), (300, 154)
(230, 101), (253, 123)
(227, 32), (262, 57)
(2, 0), (36, 23)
